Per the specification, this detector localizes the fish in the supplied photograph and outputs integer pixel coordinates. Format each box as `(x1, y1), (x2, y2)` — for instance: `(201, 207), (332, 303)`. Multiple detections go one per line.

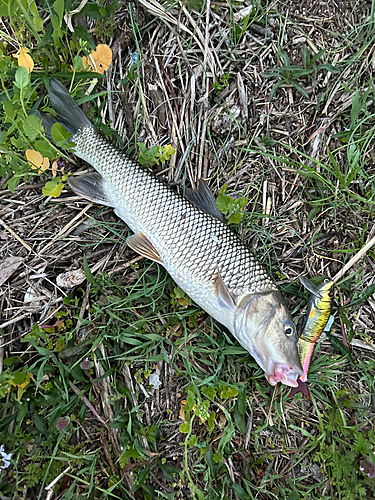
(42, 79), (303, 387)
(290, 277), (334, 399)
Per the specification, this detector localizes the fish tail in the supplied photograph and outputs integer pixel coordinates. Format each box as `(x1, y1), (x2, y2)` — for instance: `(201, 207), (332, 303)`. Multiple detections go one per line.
(40, 79), (93, 139)
(299, 340), (315, 382)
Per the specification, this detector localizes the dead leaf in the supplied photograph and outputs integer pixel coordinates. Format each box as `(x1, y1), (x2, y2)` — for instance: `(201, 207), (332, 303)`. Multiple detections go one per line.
(0, 256), (23, 286)
(179, 400), (187, 421)
(82, 44), (112, 74)
(56, 268), (86, 289)
(52, 160), (58, 177)
(24, 286), (40, 307)
(26, 149), (50, 172)
(15, 47), (34, 73)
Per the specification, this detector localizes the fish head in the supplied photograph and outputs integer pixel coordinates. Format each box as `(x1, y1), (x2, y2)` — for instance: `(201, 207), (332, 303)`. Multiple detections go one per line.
(234, 291), (302, 387)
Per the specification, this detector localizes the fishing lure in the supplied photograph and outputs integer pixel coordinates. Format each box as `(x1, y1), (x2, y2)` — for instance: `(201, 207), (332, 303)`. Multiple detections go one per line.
(290, 277), (334, 399)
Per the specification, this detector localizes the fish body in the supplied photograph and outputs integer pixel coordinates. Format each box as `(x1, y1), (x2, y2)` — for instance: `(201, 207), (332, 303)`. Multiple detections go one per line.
(298, 277), (335, 382)
(44, 79), (303, 387)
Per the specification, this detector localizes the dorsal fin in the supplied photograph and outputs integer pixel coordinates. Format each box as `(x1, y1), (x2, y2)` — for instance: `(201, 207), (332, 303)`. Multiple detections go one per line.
(299, 276), (321, 298)
(184, 180), (225, 223)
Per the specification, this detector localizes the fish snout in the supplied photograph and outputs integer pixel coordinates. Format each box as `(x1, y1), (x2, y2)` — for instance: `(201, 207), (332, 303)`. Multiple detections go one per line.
(267, 362), (302, 388)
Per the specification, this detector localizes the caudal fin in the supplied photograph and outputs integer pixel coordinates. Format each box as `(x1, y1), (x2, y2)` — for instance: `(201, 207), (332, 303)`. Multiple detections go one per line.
(45, 79), (93, 137)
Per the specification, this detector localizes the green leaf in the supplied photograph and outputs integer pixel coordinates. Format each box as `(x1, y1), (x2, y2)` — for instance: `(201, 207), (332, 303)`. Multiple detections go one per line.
(23, 115), (42, 140)
(301, 45), (309, 68)
(327, 333), (356, 366)
(51, 122), (72, 147)
(179, 422), (190, 433)
(42, 178), (64, 197)
(236, 385), (246, 416)
(310, 49), (326, 64)
(14, 67), (30, 89)
(53, 0), (64, 22)
(216, 194), (232, 214)
(11, 136), (28, 149)
(227, 212), (242, 224)
(217, 183), (228, 195)
(269, 81), (283, 101)
(6, 174), (21, 193)
(105, 1), (117, 16)
(234, 410), (246, 434)
(187, 391), (195, 409)
(3, 100), (21, 121)
(51, 13), (62, 46)
(73, 55), (82, 71)
(34, 139), (56, 159)
(83, 255), (96, 285)
(291, 81), (310, 99)
(12, 370), (28, 385)
(236, 196), (248, 209)
(351, 89), (360, 129)
(316, 63), (339, 73)
(201, 386), (216, 400)
(347, 283), (375, 307)
(189, 434), (198, 447)
(278, 47), (290, 66)
(72, 27), (96, 51)
(81, 2), (104, 19)
(218, 384), (238, 399)
(3, 356), (22, 366)
(289, 424), (314, 437)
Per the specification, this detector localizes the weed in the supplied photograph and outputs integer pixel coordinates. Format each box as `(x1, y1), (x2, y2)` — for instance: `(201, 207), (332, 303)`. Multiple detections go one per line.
(137, 143), (176, 167)
(213, 73), (230, 93)
(216, 184), (248, 224)
(264, 46), (338, 100)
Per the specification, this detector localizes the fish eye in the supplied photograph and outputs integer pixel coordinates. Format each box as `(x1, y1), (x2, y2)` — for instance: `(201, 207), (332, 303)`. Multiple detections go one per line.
(329, 288), (334, 297)
(284, 322), (295, 336)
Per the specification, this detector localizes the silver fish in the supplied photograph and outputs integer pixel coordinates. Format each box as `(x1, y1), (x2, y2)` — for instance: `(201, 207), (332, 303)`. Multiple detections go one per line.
(44, 79), (303, 387)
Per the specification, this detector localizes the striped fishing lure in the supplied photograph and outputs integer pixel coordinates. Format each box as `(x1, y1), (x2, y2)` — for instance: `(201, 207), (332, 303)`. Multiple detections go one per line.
(298, 277), (335, 382)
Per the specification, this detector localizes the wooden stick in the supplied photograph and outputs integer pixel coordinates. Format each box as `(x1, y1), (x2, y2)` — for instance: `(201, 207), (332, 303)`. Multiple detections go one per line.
(333, 232), (375, 283)
(39, 202), (93, 254)
(0, 218), (32, 252)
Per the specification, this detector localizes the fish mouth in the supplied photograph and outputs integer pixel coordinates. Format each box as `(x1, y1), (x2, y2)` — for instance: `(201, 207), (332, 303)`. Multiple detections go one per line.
(267, 362), (301, 388)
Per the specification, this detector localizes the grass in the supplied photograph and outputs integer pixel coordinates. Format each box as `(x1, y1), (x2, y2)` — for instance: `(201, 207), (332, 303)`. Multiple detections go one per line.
(1, 0), (375, 499)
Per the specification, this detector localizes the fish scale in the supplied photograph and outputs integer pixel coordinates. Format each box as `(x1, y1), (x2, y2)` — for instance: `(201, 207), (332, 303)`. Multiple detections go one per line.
(43, 79), (303, 387)
(74, 126), (276, 300)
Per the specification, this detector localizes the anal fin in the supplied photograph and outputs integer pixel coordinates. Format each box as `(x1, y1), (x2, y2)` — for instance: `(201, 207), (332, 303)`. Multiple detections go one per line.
(68, 172), (113, 206)
(126, 233), (163, 263)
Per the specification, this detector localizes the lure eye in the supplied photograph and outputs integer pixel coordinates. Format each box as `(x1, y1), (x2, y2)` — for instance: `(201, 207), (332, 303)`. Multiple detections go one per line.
(329, 288), (334, 298)
(284, 323), (295, 336)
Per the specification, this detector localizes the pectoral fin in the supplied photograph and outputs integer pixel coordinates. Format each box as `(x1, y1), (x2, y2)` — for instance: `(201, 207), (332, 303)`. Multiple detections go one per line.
(68, 172), (113, 206)
(185, 179), (225, 223)
(213, 270), (236, 309)
(126, 233), (163, 263)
